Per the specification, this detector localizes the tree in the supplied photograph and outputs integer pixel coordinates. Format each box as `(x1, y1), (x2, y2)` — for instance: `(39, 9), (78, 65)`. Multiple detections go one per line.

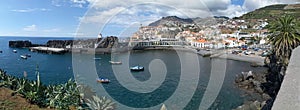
(267, 15), (300, 66)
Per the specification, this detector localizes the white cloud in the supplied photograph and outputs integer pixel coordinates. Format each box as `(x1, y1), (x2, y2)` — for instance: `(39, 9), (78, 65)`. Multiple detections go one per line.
(11, 8), (51, 13)
(23, 25), (37, 31)
(242, 0), (299, 12)
(43, 28), (60, 32)
(73, 0), (299, 37)
(52, 0), (89, 8)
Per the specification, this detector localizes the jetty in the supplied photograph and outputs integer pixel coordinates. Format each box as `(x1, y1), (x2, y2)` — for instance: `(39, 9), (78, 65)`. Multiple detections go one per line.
(29, 47), (68, 54)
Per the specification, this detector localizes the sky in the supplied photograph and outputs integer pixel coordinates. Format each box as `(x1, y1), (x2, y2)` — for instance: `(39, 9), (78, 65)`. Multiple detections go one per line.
(0, 0), (298, 37)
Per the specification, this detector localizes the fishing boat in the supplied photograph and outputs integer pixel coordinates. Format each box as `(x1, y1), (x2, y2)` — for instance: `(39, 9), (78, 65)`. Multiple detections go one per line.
(13, 50), (17, 53)
(20, 55), (27, 59)
(109, 61), (122, 65)
(130, 66), (144, 71)
(97, 78), (110, 83)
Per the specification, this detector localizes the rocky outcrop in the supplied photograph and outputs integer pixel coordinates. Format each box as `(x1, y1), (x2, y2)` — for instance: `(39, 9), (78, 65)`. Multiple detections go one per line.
(235, 71), (266, 94)
(46, 40), (73, 48)
(9, 36), (119, 49)
(9, 41), (32, 48)
(96, 36), (118, 48)
(234, 101), (266, 110)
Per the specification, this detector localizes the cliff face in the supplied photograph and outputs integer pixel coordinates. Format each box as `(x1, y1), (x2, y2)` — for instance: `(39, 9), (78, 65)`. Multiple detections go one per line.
(96, 36), (118, 48)
(9, 41), (32, 48)
(47, 40), (73, 48)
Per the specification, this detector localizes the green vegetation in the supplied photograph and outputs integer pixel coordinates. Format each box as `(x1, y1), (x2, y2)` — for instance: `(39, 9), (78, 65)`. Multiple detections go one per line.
(267, 15), (300, 66)
(86, 95), (115, 110)
(239, 4), (300, 21)
(0, 69), (115, 110)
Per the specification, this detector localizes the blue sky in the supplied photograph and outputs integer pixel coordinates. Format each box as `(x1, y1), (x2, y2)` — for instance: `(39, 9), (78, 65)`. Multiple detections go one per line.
(0, 0), (87, 37)
(0, 0), (297, 37)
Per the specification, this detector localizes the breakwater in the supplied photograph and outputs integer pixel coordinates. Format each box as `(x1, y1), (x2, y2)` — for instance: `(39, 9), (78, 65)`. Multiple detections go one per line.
(8, 36), (119, 54)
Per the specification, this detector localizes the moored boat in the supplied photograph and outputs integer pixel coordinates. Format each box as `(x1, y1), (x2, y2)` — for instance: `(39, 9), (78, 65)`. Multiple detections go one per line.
(109, 61), (122, 65)
(97, 78), (110, 83)
(93, 58), (101, 60)
(25, 54), (31, 57)
(20, 55), (27, 59)
(13, 50), (17, 53)
(130, 66), (144, 71)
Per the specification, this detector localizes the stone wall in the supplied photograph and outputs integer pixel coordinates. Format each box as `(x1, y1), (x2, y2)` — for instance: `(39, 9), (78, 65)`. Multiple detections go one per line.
(272, 47), (300, 109)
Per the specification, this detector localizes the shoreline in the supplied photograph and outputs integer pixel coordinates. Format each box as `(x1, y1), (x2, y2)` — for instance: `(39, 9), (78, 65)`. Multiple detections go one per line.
(27, 45), (266, 65)
(214, 53), (265, 66)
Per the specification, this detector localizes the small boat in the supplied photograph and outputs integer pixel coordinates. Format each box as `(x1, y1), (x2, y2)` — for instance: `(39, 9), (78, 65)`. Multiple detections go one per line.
(20, 55), (27, 59)
(130, 66), (144, 71)
(109, 61), (122, 65)
(0, 50), (2, 53)
(93, 58), (101, 60)
(13, 50), (17, 53)
(25, 54), (31, 57)
(97, 78), (110, 83)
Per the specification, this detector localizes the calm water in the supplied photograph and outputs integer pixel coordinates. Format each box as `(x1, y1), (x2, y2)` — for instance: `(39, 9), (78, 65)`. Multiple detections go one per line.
(0, 36), (267, 109)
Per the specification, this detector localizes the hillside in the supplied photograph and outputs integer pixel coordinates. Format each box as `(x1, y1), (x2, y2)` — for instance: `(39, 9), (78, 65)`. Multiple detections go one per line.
(238, 4), (300, 20)
(148, 16), (193, 26)
(148, 16), (229, 27)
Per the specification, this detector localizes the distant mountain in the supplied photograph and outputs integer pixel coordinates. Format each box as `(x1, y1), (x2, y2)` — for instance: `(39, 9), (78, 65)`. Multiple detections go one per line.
(148, 16), (229, 27)
(148, 16), (193, 26)
(237, 4), (300, 20)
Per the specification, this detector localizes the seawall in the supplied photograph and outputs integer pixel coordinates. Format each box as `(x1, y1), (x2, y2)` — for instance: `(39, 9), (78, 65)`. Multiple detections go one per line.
(272, 47), (300, 109)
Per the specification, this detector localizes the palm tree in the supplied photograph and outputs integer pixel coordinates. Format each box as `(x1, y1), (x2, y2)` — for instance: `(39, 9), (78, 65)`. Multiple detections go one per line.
(267, 15), (300, 66)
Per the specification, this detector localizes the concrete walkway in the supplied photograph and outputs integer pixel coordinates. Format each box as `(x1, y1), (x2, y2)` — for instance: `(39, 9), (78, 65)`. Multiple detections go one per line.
(272, 47), (300, 110)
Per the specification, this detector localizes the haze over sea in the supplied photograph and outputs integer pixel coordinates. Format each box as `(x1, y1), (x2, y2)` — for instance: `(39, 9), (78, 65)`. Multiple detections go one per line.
(0, 36), (267, 109)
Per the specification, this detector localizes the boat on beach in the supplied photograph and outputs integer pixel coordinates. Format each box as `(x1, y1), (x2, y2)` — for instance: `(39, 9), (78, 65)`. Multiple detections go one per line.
(97, 78), (110, 83)
(109, 61), (122, 65)
(20, 55), (27, 59)
(130, 66), (144, 71)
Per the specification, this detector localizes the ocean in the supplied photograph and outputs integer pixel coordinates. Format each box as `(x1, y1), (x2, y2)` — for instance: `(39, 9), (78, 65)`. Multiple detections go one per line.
(0, 36), (266, 109)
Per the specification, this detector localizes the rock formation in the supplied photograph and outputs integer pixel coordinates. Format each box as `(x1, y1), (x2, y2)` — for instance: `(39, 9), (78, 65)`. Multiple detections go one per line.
(9, 41), (32, 48)
(96, 36), (118, 48)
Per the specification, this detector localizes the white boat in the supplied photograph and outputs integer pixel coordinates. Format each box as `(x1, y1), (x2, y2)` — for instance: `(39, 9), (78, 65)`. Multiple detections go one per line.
(13, 50), (17, 53)
(109, 61), (122, 65)
(130, 66), (144, 71)
(93, 58), (101, 60)
(97, 78), (110, 83)
(20, 55), (27, 59)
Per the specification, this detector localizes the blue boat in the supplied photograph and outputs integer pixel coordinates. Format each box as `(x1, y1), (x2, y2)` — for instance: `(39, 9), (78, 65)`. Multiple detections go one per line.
(130, 66), (144, 71)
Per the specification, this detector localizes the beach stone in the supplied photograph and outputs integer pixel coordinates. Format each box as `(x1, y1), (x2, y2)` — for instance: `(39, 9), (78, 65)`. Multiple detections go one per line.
(262, 93), (271, 100)
(241, 80), (251, 86)
(249, 101), (261, 110)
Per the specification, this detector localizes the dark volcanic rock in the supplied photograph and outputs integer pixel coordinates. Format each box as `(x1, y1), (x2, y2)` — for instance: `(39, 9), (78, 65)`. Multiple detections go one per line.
(96, 36), (118, 48)
(47, 40), (73, 48)
(9, 41), (32, 48)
